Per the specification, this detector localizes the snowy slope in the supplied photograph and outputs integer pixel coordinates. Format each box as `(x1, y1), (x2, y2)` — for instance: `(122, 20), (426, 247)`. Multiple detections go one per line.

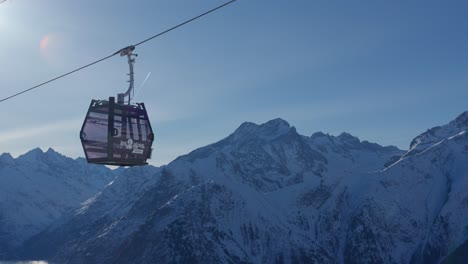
(339, 129), (468, 263)
(22, 164), (161, 260)
(0, 148), (115, 256)
(404, 111), (468, 157)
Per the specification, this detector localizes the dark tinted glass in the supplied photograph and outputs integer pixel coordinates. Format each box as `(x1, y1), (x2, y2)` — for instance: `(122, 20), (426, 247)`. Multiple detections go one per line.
(80, 99), (154, 166)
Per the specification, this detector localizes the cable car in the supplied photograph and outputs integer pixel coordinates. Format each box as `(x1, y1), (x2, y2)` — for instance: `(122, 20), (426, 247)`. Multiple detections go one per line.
(80, 46), (154, 166)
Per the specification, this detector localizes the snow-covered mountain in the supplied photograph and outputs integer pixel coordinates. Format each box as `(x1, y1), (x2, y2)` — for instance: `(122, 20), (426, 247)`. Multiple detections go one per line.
(6, 113), (468, 263)
(0, 148), (115, 257)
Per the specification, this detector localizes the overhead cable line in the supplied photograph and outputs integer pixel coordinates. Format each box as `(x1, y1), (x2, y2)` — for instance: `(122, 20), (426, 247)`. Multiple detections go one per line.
(0, 54), (115, 103)
(133, 0), (237, 47)
(0, 0), (238, 104)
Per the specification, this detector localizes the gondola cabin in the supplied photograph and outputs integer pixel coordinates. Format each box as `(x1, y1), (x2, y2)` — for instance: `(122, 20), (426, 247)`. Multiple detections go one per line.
(79, 46), (154, 166)
(80, 97), (154, 166)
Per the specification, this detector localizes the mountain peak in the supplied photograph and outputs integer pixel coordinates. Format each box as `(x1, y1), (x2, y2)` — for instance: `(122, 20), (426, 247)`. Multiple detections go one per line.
(18, 147), (44, 161)
(454, 111), (468, 128)
(338, 132), (360, 143)
(29, 147), (44, 153)
(258, 118), (291, 138)
(311, 131), (328, 138)
(407, 110), (468, 157)
(44, 147), (71, 163)
(0, 152), (15, 165)
(45, 147), (64, 158)
(46, 147), (58, 154)
(263, 118), (290, 129)
(14, 147), (72, 165)
(236, 121), (257, 132)
(232, 118), (292, 142)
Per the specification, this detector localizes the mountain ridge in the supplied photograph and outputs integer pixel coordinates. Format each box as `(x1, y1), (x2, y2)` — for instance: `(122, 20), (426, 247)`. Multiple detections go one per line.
(2, 113), (468, 263)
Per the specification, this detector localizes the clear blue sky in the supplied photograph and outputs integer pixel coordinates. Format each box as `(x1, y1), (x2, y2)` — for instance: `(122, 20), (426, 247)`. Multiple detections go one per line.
(1, 0), (468, 165)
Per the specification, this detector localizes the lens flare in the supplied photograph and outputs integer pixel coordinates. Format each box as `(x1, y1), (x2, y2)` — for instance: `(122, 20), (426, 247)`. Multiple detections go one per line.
(39, 33), (67, 66)
(39, 35), (50, 54)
